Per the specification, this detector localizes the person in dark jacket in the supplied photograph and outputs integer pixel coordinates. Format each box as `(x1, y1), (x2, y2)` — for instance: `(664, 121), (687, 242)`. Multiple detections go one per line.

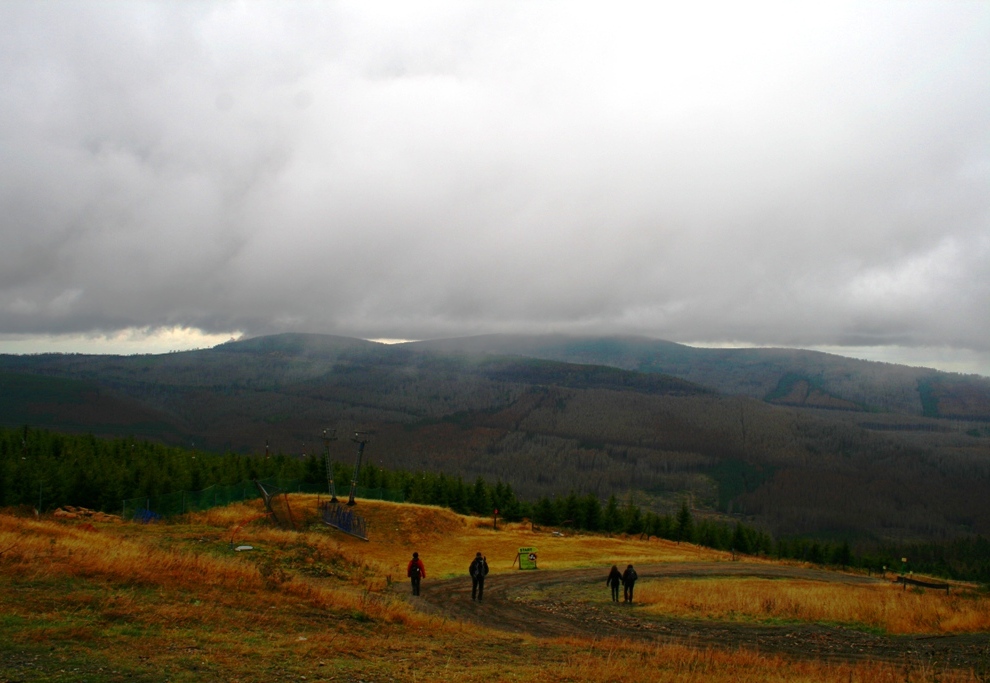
(607, 564), (622, 602)
(622, 564), (638, 603)
(469, 552), (489, 601)
(407, 552), (426, 596)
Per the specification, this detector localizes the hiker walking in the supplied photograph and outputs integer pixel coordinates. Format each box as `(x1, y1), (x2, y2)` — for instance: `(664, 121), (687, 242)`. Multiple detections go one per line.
(469, 552), (489, 601)
(407, 552), (426, 596)
(622, 564), (638, 603)
(606, 564), (622, 602)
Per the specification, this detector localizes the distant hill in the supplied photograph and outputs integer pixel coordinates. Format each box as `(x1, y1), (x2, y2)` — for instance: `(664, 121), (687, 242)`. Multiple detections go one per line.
(1, 332), (988, 545)
(0, 372), (184, 440)
(408, 334), (990, 419)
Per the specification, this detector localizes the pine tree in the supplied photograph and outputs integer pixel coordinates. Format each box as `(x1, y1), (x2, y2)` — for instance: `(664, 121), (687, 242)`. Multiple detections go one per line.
(623, 501), (643, 535)
(562, 492), (581, 528)
(602, 495), (620, 533)
(534, 496), (558, 526)
(470, 477), (491, 515)
(731, 522), (752, 554)
(581, 494), (602, 531)
(676, 501), (694, 543)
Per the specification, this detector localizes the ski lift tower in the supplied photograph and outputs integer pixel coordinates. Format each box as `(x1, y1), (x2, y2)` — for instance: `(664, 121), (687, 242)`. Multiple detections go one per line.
(322, 428), (339, 503)
(347, 431), (372, 506)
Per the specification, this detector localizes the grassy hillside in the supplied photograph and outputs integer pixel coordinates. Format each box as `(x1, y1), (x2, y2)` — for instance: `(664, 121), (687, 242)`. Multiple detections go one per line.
(1, 500), (987, 682)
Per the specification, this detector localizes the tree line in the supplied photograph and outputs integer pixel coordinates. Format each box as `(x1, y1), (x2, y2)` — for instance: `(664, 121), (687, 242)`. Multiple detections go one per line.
(0, 425), (303, 512)
(2, 426), (987, 583)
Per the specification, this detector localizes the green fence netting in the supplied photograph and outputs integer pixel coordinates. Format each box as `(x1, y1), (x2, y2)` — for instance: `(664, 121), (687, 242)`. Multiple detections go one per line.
(121, 478), (404, 521)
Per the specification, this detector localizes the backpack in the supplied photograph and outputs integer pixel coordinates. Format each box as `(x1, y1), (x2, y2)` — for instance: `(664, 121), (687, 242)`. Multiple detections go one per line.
(410, 562), (421, 579)
(470, 558), (487, 578)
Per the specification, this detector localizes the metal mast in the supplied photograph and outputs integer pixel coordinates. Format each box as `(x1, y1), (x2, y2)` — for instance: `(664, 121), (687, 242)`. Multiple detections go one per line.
(322, 428), (339, 503)
(347, 431), (372, 506)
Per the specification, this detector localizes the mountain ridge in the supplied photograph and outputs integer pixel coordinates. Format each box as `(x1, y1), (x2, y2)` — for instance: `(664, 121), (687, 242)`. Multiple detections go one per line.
(1, 332), (988, 544)
(404, 333), (990, 418)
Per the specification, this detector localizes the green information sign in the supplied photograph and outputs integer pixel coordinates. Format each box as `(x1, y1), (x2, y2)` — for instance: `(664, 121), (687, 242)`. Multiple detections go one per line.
(518, 547), (538, 570)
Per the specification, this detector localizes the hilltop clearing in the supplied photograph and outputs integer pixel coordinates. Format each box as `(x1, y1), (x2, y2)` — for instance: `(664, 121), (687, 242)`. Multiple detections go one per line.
(2, 498), (989, 682)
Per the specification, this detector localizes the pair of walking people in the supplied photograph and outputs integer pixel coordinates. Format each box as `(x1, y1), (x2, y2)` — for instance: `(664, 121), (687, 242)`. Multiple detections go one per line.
(406, 551), (490, 601)
(607, 563), (638, 603)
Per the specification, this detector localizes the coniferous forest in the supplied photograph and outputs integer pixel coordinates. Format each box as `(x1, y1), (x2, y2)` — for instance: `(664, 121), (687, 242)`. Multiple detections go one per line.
(3, 425), (988, 583)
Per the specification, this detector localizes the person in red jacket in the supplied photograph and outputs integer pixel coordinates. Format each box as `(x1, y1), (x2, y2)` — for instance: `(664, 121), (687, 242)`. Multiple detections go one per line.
(407, 552), (426, 596)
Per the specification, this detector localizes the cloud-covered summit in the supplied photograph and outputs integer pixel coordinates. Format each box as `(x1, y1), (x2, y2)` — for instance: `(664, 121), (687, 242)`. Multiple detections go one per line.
(1, 2), (988, 372)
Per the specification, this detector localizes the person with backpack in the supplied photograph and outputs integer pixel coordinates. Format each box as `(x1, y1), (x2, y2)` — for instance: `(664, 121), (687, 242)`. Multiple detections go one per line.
(407, 552), (426, 596)
(606, 564), (622, 602)
(622, 564), (638, 603)
(469, 551), (489, 601)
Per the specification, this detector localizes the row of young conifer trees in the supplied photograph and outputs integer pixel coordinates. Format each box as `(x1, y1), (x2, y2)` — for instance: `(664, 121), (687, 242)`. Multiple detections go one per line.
(2, 425), (986, 581)
(0, 426), (819, 557)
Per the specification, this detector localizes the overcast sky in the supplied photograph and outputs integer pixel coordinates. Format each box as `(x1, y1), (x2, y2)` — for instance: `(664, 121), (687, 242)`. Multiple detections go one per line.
(1, 2), (989, 375)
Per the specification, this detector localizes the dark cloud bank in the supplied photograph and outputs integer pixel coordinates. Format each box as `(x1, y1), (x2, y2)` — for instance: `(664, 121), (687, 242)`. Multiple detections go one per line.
(1, 2), (988, 373)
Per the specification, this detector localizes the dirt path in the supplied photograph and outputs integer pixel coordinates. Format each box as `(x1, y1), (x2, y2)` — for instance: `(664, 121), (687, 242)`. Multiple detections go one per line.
(411, 562), (990, 672)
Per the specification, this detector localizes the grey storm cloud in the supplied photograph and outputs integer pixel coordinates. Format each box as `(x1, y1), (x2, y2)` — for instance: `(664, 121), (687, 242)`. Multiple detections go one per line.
(1, 2), (989, 358)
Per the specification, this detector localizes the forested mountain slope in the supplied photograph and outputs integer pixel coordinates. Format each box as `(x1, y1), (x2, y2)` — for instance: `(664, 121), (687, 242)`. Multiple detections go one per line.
(1, 333), (988, 544)
(409, 334), (990, 419)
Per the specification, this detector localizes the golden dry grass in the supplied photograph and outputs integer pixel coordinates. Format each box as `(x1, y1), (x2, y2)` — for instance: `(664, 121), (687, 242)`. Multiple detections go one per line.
(1, 496), (987, 682)
(294, 496), (729, 581)
(0, 513), (262, 590)
(636, 576), (990, 634)
(533, 636), (981, 683)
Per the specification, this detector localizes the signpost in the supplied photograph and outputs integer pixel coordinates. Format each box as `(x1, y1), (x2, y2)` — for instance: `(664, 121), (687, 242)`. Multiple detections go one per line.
(517, 547), (538, 570)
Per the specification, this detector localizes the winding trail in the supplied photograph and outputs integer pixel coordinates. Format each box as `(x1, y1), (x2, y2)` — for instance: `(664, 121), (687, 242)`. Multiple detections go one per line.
(411, 562), (989, 671)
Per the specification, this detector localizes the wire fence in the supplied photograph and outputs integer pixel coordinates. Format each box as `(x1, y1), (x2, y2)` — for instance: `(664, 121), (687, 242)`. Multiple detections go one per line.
(121, 478), (404, 522)
(321, 502), (369, 540)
